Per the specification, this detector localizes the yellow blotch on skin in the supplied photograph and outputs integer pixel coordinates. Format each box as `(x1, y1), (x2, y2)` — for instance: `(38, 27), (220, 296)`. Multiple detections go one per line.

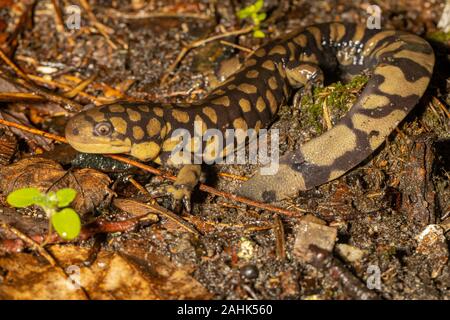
(393, 50), (434, 73)
(133, 126), (144, 140)
(213, 89), (226, 95)
(329, 22), (346, 43)
(351, 109), (407, 150)
(287, 42), (297, 61)
(194, 115), (207, 136)
(254, 120), (262, 132)
(293, 34), (307, 47)
(268, 77), (278, 90)
(246, 70), (259, 79)
(110, 117), (128, 135)
(130, 141), (161, 161)
(269, 45), (287, 56)
(153, 107), (164, 117)
(172, 109), (190, 123)
(352, 25), (366, 43)
(245, 59), (257, 67)
(256, 97), (266, 112)
(138, 105), (150, 113)
(375, 65), (430, 97)
(266, 90), (278, 114)
(109, 104), (125, 113)
(361, 94), (391, 110)
(127, 109), (141, 122)
(88, 109), (106, 122)
(202, 107), (217, 124)
(302, 124), (357, 166)
(146, 118), (161, 137)
(238, 83), (258, 94)
(261, 60), (276, 71)
(212, 96), (231, 107)
(362, 31), (396, 56)
(306, 26), (323, 49)
(239, 98), (252, 113)
(233, 117), (248, 131)
(162, 136), (182, 152)
(254, 48), (266, 57)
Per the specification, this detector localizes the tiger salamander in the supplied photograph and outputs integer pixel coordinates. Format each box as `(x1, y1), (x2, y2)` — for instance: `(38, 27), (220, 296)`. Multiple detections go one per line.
(65, 22), (435, 205)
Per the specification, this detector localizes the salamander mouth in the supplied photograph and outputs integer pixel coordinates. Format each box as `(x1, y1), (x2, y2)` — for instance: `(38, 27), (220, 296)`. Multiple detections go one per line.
(66, 138), (132, 154)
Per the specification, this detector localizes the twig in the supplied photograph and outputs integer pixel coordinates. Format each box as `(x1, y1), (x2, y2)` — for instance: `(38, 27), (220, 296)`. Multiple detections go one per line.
(51, 0), (66, 33)
(63, 74), (96, 99)
(0, 223), (56, 266)
(0, 49), (83, 112)
(274, 214), (286, 260)
(160, 25), (254, 84)
(0, 92), (45, 103)
(127, 177), (200, 235)
(79, 0), (120, 50)
(108, 8), (212, 21)
(432, 96), (450, 119)
(219, 40), (253, 53)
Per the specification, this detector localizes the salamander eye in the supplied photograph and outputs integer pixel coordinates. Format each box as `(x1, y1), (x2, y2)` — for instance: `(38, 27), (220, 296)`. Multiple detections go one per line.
(94, 122), (113, 136)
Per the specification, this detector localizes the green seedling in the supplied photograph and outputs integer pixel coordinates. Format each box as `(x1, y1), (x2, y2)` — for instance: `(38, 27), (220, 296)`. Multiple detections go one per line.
(237, 0), (267, 38)
(7, 187), (80, 240)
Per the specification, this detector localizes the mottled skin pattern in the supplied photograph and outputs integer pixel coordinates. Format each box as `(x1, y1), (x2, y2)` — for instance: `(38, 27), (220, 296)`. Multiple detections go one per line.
(65, 22), (435, 203)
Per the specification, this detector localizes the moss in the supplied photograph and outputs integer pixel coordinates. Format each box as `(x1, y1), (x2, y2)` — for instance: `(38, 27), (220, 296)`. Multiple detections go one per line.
(300, 75), (369, 133)
(427, 31), (450, 43)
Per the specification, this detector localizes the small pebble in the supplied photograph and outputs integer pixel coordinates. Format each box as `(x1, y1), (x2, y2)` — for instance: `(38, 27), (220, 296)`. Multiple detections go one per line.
(240, 264), (259, 280)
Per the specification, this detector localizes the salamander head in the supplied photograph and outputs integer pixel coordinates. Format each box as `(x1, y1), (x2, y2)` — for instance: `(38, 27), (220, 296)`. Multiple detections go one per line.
(65, 103), (168, 161)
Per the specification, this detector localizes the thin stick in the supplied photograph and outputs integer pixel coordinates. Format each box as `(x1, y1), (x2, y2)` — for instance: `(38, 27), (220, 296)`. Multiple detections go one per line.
(160, 25), (254, 84)
(0, 118), (301, 217)
(127, 177), (200, 236)
(79, 0), (119, 50)
(0, 50), (83, 112)
(274, 215), (286, 260)
(219, 40), (253, 53)
(51, 0), (66, 33)
(0, 92), (45, 102)
(0, 223), (56, 266)
(108, 9), (212, 21)
(432, 96), (450, 119)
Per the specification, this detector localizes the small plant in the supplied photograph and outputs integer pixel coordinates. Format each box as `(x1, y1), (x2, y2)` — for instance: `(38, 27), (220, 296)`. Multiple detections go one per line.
(237, 0), (267, 38)
(7, 187), (81, 240)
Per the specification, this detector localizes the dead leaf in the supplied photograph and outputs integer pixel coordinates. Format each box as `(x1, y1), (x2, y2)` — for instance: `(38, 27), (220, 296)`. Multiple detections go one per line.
(0, 157), (113, 215)
(0, 245), (212, 299)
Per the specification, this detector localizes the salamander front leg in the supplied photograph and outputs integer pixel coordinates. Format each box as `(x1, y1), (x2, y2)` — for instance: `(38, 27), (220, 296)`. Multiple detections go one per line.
(147, 164), (201, 213)
(285, 62), (324, 110)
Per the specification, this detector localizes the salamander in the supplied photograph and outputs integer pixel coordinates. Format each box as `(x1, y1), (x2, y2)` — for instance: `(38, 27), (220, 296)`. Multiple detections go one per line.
(65, 22), (435, 205)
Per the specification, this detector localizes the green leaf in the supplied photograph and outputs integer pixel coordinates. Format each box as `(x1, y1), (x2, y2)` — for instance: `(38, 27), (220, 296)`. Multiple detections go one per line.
(253, 29), (265, 38)
(237, 0), (264, 19)
(7, 188), (43, 208)
(56, 188), (77, 207)
(51, 208), (81, 240)
(257, 12), (267, 21)
(254, 0), (264, 12)
(237, 7), (252, 19)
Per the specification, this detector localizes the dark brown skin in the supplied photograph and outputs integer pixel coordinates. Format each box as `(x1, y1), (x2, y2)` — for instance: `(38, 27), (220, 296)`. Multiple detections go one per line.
(65, 22), (435, 204)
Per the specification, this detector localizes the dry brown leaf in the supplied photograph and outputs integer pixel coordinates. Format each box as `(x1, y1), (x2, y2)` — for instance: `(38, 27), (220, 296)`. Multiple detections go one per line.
(0, 245), (212, 299)
(0, 157), (113, 215)
(113, 198), (159, 221)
